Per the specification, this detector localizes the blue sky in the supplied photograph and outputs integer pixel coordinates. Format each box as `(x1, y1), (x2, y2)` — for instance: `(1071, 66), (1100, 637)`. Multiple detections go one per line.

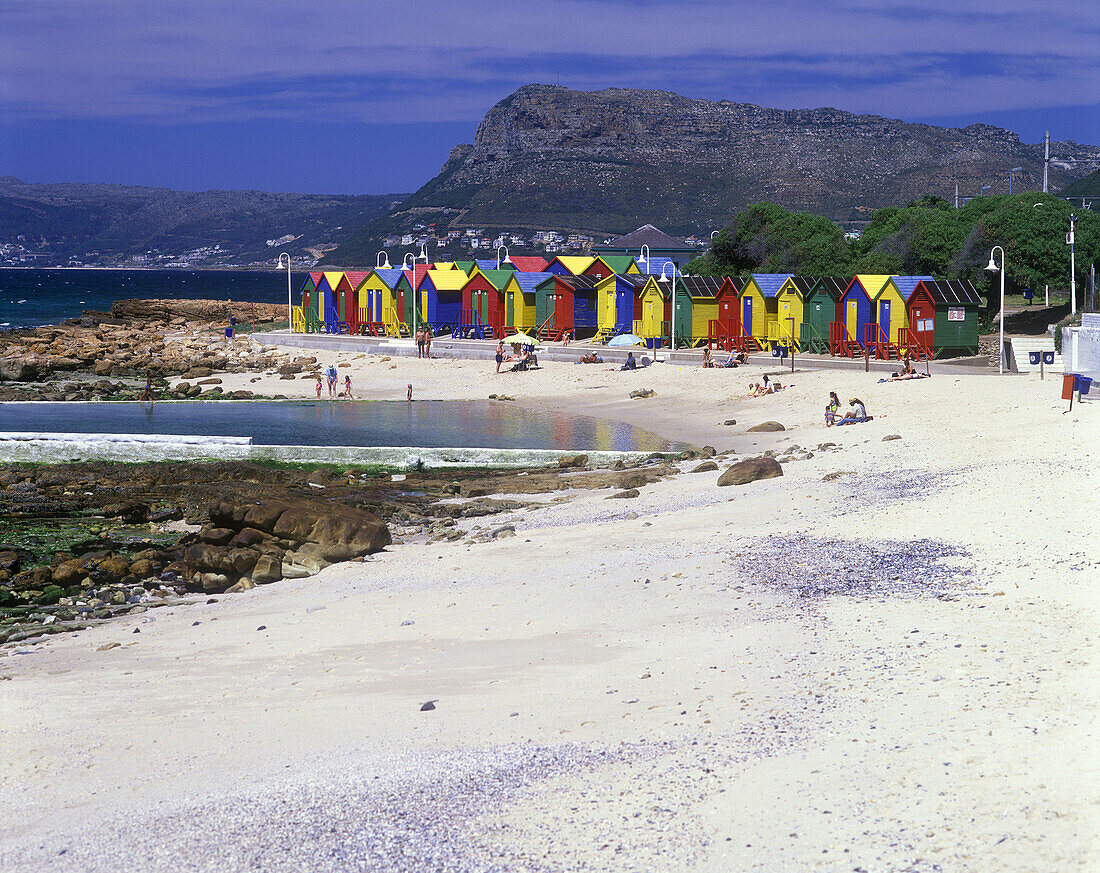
(1, 0), (1097, 194)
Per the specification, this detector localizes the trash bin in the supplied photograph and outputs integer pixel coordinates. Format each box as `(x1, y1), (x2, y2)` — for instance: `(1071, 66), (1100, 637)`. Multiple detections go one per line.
(1076, 375), (1092, 396)
(1042, 351), (1055, 365)
(1028, 351), (1041, 365)
(225, 327), (234, 339)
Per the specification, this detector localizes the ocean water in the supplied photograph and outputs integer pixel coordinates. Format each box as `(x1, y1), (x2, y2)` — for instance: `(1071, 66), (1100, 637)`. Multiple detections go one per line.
(0, 268), (292, 329)
(0, 401), (686, 452)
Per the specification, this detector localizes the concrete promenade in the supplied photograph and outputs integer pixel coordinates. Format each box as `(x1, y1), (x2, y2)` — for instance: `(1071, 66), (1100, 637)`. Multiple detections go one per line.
(251, 331), (988, 375)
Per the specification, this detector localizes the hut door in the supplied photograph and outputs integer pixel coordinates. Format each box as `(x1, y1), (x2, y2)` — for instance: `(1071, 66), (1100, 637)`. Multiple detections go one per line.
(742, 297), (752, 335)
(397, 289), (405, 322)
(880, 301), (891, 342)
(846, 299), (857, 338)
(506, 292), (514, 326)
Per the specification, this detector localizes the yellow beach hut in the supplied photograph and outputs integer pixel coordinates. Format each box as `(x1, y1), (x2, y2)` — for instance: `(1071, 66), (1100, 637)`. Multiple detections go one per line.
(546, 255), (596, 276)
(773, 276), (808, 350)
(740, 274), (791, 350)
(502, 272), (550, 332)
(634, 276), (667, 344)
(876, 276), (934, 355)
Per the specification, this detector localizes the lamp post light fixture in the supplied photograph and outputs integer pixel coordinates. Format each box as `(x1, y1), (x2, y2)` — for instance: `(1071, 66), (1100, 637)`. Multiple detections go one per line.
(276, 252), (292, 331)
(1009, 167), (1023, 195)
(376, 250), (392, 269)
(1068, 213), (1078, 316)
(496, 245), (512, 270)
(984, 245), (1007, 374)
(638, 244), (650, 266)
(658, 260), (677, 360)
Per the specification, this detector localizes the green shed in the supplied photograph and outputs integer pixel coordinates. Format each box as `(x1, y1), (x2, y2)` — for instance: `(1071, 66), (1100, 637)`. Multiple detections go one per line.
(913, 279), (983, 356)
(800, 277), (846, 353)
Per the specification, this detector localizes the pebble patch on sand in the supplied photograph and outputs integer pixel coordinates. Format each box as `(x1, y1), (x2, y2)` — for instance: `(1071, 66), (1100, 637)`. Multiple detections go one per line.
(727, 535), (972, 599)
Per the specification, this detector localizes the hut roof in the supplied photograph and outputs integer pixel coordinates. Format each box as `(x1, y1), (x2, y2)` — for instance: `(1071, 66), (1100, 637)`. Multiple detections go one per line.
(676, 276), (725, 297)
(424, 269), (468, 291)
(852, 274), (892, 297)
(809, 277), (847, 298)
(597, 255), (637, 274)
(453, 260), (477, 274)
(475, 258), (505, 272)
(751, 274), (794, 298)
(511, 272), (554, 294)
(343, 271), (370, 288)
(551, 256), (596, 275)
(791, 276), (815, 295)
(916, 279), (983, 305)
(372, 268), (407, 289)
(556, 275), (599, 291)
(890, 275), (935, 299)
(635, 256), (680, 276)
(477, 269), (515, 290)
(508, 256), (549, 272)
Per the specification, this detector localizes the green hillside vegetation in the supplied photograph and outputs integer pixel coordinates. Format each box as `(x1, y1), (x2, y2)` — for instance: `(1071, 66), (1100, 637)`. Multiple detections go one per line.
(687, 193), (1099, 309)
(1061, 169), (1100, 196)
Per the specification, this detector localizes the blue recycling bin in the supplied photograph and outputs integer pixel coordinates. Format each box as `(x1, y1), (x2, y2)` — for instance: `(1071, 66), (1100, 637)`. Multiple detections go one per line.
(1043, 351), (1055, 365)
(1075, 375), (1092, 396)
(225, 327), (234, 339)
(229, 316), (238, 326)
(1023, 289), (1033, 303)
(1029, 351), (1041, 365)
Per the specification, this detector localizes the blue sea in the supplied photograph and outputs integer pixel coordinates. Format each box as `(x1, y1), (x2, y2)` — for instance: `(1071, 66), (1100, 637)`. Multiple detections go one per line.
(0, 268), (293, 329)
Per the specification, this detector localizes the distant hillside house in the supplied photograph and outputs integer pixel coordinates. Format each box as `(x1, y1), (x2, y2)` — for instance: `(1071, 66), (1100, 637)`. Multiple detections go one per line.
(594, 224), (695, 269)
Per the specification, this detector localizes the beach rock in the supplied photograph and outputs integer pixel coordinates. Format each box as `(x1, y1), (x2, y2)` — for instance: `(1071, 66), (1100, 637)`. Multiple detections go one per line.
(199, 526), (235, 546)
(723, 419), (737, 426)
(692, 461), (720, 473)
(557, 454), (589, 469)
(821, 470), (854, 481)
(607, 489), (640, 499)
(700, 446), (717, 457)
(717, 457), (784, 486)
(747, 421), (786, 433)
(251, 554), (283, 584)
(883, 434), (902, 441)
(0, 356), (41, 382)
(630, 388), (656, 399)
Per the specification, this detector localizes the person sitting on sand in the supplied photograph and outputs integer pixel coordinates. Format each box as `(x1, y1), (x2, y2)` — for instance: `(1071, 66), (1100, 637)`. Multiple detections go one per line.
(836, 397), (871, 425)
(621, 351), (638, 371)
(702, 347), (713, 368)
(825, 391), (840, 426)
(578, 352), (603, 364)
(902, 357), (916, 376)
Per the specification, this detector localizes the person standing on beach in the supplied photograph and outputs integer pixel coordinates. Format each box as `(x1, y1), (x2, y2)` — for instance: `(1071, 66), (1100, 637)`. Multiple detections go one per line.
(424, 326), (432, 359)
(344, 374), (353, 399)
(407, 383), (413, 401)
(139, 371), (155, 405)
(327, 363), (338, 399)
(415, 327), (425, 358)
(315, 376), (322, 399)
(495, 340), (505, 374)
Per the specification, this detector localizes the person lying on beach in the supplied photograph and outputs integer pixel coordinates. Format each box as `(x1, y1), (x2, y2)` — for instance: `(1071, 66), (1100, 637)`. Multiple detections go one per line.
(879, 371), (930, 382)
(723, 349), (747, 368)
(825, 391), (840, 426)
(577, 353), (603, 364)
(835, 397), (873, 425)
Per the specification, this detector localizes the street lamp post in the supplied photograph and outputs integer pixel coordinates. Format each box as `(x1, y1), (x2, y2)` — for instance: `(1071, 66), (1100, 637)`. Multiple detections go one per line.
(980, 185), (992, 197)
(276, 252), (292, 332)
(658, 261), (677, 360)
(1068, 214), (1078, 316)
(496, 245), (512, 270)
(1009, 168), (1023, 195)
(984, 246), (1007, 374)
(376, 250), (392, 269)
(638, 245), (650, 267)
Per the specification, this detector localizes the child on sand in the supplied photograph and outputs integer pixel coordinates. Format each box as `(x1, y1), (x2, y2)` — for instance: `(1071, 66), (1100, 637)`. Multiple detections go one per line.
(315, 376), (322, 399)
(344, 374), (353, 399)
(825, 391), (840, 425)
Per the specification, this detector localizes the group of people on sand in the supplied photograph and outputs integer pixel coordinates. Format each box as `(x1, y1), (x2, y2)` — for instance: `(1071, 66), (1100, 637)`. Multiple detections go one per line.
(415, 326), (433, 359)
(825, 391), (870, 426)
(315, 364), (353, 400)
(748, 374), (784, 396)
(880, 358), (929, 382)
(702, 347), (749, 368)
(495, 340), (539, 373)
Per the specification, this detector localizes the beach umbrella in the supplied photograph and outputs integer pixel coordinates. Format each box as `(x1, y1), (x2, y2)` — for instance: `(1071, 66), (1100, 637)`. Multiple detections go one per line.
(608, 333), (645, 347)
(503, 332), (537, 345)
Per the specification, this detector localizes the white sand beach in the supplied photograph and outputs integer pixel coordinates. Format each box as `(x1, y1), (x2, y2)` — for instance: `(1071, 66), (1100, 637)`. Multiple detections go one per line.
(0, 347), (1097, 871)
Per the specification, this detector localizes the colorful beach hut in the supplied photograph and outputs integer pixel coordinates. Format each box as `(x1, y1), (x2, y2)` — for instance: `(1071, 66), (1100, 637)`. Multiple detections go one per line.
(740, 274), (792, 350)
(910, 279), (982, 356)
(319, 272), (352, 332)
(872, 276), (934, 357)
(836, 275), (889, 353)
(343, 270), (370, 334)
(417, 269), (467, 332)
(635, 276), (668, 345)
(581, 256), (639, 281)
(504, 272), (550, 333)
(772, 276), (805, 350)
(297, 271), (324, 332)
(460, 269), (512, 337)
(673, 277), (723, 348)
(534, 274), (599, 339)
(800, 277), (846, 353)
(360, 268), (412, 337)
(711, 277), (746, 349)
(595, 274), (647, 340)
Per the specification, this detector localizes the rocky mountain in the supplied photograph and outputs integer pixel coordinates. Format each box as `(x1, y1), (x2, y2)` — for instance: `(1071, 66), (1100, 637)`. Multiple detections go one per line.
(332, 84), (1100, 263)
(1061, 169), (1100, 197)
(0, 177), (403, 266)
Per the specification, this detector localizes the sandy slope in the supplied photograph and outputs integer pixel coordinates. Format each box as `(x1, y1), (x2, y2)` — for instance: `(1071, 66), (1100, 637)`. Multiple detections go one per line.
(0, 353), (1097, 872)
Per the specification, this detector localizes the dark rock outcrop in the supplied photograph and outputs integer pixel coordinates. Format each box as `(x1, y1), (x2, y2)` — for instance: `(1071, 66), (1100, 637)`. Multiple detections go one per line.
(717, 458), (784, 486)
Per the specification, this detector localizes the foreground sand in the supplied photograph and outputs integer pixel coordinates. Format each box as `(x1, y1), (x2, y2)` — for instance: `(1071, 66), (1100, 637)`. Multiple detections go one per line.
(0, 351), (1097, 871)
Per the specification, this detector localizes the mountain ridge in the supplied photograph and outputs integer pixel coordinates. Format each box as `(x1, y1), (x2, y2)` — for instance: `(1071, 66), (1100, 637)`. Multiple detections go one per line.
(330, 84), (1100, 264)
